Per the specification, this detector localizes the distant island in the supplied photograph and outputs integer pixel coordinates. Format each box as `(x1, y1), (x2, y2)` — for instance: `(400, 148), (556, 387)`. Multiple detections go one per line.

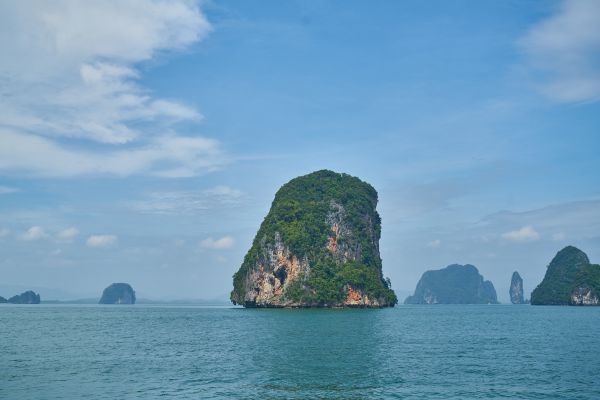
(405, 264), (498, 304)
(510, 271), (525, 304)
(231, 170), (397, 308)
(531, 246), (599, 306)
(99, 283), (136, 304)
(0, 290), (42, 304)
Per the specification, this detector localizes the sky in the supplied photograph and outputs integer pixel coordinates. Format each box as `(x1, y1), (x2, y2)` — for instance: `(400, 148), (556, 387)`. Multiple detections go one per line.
(1, 0), (599, 302)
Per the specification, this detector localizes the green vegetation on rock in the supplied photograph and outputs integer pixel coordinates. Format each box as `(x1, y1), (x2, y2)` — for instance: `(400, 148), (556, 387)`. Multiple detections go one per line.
(531, 246), (600, 305)
(231, 170), (396, 307)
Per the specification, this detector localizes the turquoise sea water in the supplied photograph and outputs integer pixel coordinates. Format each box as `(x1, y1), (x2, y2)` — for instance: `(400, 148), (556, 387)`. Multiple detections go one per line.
(1, 305), (599, 399)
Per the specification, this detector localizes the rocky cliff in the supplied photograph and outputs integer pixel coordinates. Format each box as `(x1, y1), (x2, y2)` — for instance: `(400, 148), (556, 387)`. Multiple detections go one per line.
(99, 283), (136, 304)
(405, 264), (498, 304)
(7, 290), (41, 304)
(231, 170), (397, 307)
(510, 271), (525, 304)
(531, 246), (600, 306)
(0, 296), (7, 303)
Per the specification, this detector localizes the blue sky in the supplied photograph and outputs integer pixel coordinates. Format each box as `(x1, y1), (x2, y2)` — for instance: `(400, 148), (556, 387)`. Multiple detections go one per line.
(1, 0), (599, 301)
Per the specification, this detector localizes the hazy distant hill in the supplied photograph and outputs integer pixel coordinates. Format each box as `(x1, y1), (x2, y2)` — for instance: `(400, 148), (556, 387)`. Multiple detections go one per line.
(405, 264), (498, 304)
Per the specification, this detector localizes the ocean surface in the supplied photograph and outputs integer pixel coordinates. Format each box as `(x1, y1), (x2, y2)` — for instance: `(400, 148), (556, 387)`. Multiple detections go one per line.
(1, 304), (599, 399)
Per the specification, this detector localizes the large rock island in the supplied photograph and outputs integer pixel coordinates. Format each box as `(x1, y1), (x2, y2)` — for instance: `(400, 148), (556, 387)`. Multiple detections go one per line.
(405, 264), (498, 304)
(531, 246), (600, 306)
(7, 290), (41, 304)
(99, 283), (136, 304)
(231, 170), (397, 308)
(510, 271), (525, 304)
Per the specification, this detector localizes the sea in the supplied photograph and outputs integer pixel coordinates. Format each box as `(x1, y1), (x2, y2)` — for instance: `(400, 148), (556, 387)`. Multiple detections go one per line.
(1, 304), (599, 399)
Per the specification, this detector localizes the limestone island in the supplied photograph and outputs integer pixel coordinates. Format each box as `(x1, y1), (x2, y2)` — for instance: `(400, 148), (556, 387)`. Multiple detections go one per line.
(99, 283), (136, 304)
(510, 271), (525, 304)
(531, 246), (600, 306)
(231, 170), (397, 308)
(7, 290), (41, 304)
(405, 264), (498, 304)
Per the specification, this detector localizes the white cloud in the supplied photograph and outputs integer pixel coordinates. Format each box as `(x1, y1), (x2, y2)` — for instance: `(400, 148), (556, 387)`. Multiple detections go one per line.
(427, 239), (441, 248)
(519, 0), (600, 103)
(86, 234), (118, 248)
(501, 226), (540, 242)
(482, 199), (600, 241)
(0, 1), (222, 178)
(0, 130), (225, 178)
(132, 185), (243, 214)
(0, 186), (19, 194)
(19, 226), (49, 241)
(200, 236), (235, 250)
(57, 227), (79, 241)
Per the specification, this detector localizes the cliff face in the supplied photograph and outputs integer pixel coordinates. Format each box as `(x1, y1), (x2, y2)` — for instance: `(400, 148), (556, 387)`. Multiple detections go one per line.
(531, 246), (600, 306)
(0, 296), (7, 303)
(510, 271), (525, 304)
(405, 264), (498, 304)
(231, 170), (397, 308)
(7, 290), (41, 304)
(99, 283), (136, 304)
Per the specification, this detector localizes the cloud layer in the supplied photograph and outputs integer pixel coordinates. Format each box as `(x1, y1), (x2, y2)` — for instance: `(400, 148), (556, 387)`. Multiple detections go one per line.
(200, 236), (235, 250)
(86, 235), (118, 248)
(502, 226), (540, 242)
(520, 0), (600, 103)
(19, 226), (49, 241)
(0, 186), (19, 194)
(131, 186), (244, 214)
(0, 0), (222, 177)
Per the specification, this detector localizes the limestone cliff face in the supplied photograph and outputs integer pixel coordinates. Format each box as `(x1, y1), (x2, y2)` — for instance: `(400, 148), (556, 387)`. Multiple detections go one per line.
(510, 271), (525, 304)
(231, 170), (397, 308)
(571, 285), (599, 305)
(241, 232), (311, 306)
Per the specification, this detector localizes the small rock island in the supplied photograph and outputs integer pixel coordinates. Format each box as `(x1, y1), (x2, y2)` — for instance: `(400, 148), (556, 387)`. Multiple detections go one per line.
(510, 271), (525, 304)
(7, 290), (41, 304)
(99, 283), (136, 304)
(531, 246), (600, 306)
(405, 264), (498, 304)
(231, 170), (397, 308)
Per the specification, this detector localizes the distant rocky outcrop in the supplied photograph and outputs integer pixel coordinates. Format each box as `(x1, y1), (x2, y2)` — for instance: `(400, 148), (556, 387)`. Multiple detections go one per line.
(531, 246), (600, 306)
(0, 296), (7, 303)
(99, 283), (136, 304)
(405, 264), (498, 304)
(231, 170), (397, 308)
(510, 271), (525, 304)
(8, 290), (41, 304)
